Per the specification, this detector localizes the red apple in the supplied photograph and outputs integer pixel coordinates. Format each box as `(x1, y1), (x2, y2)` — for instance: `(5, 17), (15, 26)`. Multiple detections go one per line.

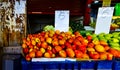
(23, 48), (29, 54)
(78, 45), (87, 53)
(29, 51), (35, 58)
(87, 43), (95, 48)
(108, 48), (119, 58)
(31, 40), (36, 45)
(55, 30), (60, 35)
(41, 42), (48, 49)
(40, 48), (46, 54)
(107, 53), (113, 60)
(52, 40), (59, 46)
(25, 54), (31, 61)
(82, 53), (89, 59)
(51, 54), (56, 58)
(65, 42), (72, 49)
(71, 44), (76, 50)
(40, 37), (45, 42)
(36, 42), (41, 48)
(68, 38), (74, 44)
(99, 52), (107, 60)
(59, 39), (66, 45)
(81, 39), (88, 46)
(22, 43), (27, 48)
(46, 37), (52, 44)
(58, 35), (63, 40)
(36, 51), (43, 57)
(59, 50), (67, 58)
(66, 48), (75, 58)
(76, 36), (84, 42)
(44, 52), (51, 58)
(73, 39), (81, 46)
(99, 40), (108, 46)
(52, 48), (57, 54)
(26, 41), (31, 46)
(89, 51), (100, 59)
(47, 50), (53, 55)
(104, 45), (110, 51)
(86, 35), (92, 42)
(55, 46), (62, 52)
(47, 45), (52, 50)
(74, 31), (81, 37)
(61, 45), (65, 49)
(75, 50), (83, 58)
(22, 38), (27, 44)
(29, 44), (34, 49)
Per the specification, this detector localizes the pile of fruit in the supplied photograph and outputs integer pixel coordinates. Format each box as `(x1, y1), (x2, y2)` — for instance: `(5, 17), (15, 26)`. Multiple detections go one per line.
(22, 30), (120, 61)
(110, 17), (120, 30)
(89, 16), (120, 30)
(87, 32), (120, 51)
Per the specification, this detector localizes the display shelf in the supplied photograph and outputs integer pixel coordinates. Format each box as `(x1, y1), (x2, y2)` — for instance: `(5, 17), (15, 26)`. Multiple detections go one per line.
(21, 59), (120, 70)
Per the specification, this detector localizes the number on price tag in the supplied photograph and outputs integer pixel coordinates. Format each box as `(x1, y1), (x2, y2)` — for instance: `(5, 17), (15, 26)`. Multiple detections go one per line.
(55, 10), (70, 32)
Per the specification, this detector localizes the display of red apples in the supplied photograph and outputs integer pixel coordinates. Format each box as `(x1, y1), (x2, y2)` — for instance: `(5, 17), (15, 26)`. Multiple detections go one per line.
(22, 30), (120, 61)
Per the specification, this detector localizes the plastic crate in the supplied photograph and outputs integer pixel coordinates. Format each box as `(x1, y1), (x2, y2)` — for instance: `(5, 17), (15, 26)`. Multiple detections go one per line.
(73, 62), (79, 70)
(97, 60), (113, 70)
(113, 60), (120, 70)
(80, 61), (96, 70)
(59, 62), (66, 70)
(32, 62), (45, 70)
(22, 59), (120, 70)
(21, 59), (32, 70)
(45, 62), (60, 70)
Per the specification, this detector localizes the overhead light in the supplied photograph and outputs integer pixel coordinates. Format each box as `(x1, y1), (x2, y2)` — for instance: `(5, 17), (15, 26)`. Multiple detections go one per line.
(32, 12), (42, 14)
(94, 0), (99, 4)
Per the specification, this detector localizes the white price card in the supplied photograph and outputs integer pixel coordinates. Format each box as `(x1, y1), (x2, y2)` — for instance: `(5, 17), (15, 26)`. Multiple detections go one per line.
(95, 7), (114, 34)
(55, 10), (69, 32)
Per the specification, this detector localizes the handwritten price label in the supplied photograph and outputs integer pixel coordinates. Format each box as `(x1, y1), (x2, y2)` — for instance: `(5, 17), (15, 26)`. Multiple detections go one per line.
(55, 10), (70, 32)
(95, 7), (114, 34)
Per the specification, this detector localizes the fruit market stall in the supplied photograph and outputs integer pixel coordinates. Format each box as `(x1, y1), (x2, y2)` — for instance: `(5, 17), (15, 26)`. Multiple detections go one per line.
(21, 26), (120, 70)
(21, 0), (120, 70)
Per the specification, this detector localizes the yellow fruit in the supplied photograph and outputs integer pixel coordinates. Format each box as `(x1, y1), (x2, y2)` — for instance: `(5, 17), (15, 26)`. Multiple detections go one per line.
(87, 47), (95, 52)
(35, 38), (40, 42)
(95, 45), (105, 52)
(46, 37), (52, 44)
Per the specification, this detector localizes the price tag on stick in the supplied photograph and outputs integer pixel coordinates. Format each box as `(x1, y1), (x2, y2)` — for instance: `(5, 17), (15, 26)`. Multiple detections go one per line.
(95, 7), (114, 34)
(55, 10), (70, 32)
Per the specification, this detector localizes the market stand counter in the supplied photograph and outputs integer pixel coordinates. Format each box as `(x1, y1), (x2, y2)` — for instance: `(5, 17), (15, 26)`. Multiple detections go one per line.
(21, 58), (120, 70)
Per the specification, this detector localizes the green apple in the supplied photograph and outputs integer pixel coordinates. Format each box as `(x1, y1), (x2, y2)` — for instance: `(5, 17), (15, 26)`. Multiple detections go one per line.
(99, 38), (108, 42)
(112, 38), (119, 43)
(111, 46), (120, 51)
(112, 32), (119, 38)
(86, 32), (92, 36)
(98, 33), (106, 37)
(92, 37), (99, 41)
(117, 37), (120, 40)
(104, 34), (112, 40)
(109, 42), (119, 47)
(91, 34), (97, 39)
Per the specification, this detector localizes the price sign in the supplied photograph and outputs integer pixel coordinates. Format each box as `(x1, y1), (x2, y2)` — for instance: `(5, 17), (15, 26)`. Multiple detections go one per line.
(95, 7), (114, 34)
(55, 10), (69, 32)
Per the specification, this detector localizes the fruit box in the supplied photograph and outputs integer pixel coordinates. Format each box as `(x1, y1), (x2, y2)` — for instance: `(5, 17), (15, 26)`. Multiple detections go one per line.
(21, 58), (115, 70)
(113, 60), (120, 70)
(97, 60), (113, 70)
